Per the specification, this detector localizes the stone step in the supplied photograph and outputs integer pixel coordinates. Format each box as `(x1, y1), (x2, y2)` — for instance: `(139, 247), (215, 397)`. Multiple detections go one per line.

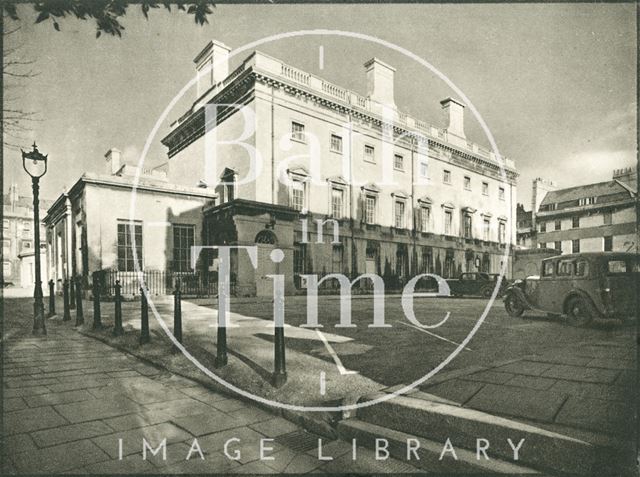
(337, 419), (539, 474)
(354, 392), (597, 475)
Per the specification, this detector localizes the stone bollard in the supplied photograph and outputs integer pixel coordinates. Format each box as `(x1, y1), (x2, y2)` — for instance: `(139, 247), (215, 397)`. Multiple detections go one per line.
(139, 287), (150, 345)
(92, 273), (102, 330)
(113, 280), (124, 336)
(62, 279), (71, 321)
(74, 276), (84, 326)
(48, 279), (55, 317)
(173, 280), (182, 351)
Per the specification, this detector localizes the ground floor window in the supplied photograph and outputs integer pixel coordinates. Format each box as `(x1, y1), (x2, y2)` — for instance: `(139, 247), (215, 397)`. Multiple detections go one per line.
(603, 236), (612, 252)
(421, 246), (433, 273)
(365, 240), (378, 274)
(444, 210), (453, 235)
(394, 200), (405, 228)
(173, 224), (195, 272)
(498, 221), (506, 244)
(555, 241), (562, 252)
(572, 239), (580, 253)
(294, 243), (307, 274)
(332, 243), (343, 273)
(420, 206), (430, 233)
(444, 250), (455, 278)
(117, 220), (143, 272)
(396, 244), (408, 278)
(481, 253), (490, 273)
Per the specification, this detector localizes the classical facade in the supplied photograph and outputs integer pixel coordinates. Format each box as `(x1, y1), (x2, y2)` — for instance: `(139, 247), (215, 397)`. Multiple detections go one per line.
(2, 184), (52, 287)
(44, 148), (216, 293)
(161, 41), (518, 296)
(533, 168), (637, 254)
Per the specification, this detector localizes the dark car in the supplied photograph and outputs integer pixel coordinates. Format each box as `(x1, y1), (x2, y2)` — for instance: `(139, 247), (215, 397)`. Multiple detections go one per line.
(446, 272), (509, 298)
(503, 252), (638, 326)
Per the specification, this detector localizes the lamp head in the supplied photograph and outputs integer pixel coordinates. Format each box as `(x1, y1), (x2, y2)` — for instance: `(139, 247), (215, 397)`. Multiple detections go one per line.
(22, 142), (48, 178)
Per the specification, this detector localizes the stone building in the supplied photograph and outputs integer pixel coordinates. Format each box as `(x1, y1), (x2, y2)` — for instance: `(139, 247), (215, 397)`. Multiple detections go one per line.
(161, 40), (518, 296)
(2, 184), (52, 287)
(533, 167), (637, 254)
(43, 148), (216, 293)
(515, 203), (534, 249)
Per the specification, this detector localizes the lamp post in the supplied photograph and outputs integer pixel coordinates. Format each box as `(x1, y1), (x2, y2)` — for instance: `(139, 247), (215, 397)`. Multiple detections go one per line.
(21, 142), (48, 336)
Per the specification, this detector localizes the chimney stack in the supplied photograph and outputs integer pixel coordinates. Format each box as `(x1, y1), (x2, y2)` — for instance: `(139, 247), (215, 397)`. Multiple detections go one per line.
(194, 40), (231, 98)
(364, 58), (396, 108)
(105, 148), (122, 175)
(440, 98), (466, 139)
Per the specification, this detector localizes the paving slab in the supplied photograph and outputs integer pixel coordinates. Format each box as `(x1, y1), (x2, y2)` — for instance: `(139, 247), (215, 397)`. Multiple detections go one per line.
(144, 397), (219, 418)
(4, 396), (28, 412)
(171, 410), (244, 436)
(31, 420), (115, 447)
(542, 364), (620, 384)
(421, 379), (485, 405)
(54, 396), (143, 423)
(4, 405), (69, 434)
(209, 397), (248, 412)
(23, 389), (94, 407)
(549, 380), (633, 403)
(1, 433), (38, 456)
(11, 438), (109, 473)
(79, 453), (157, 474)
(495, 359), (554, 376)
(586, 357), (636, 370)
(505, 374), (557, 390)
(555, 396), (635, 436)
(250, 417), (302, 438)
(465, 383), (567, 422)
(463, 370), (515, 385)
(228, 406), (275, 425)
(102, 410), (171, 432)
(3, 385), (52, 397)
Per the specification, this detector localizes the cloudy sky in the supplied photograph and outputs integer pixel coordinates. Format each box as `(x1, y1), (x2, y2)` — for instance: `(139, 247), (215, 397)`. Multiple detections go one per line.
(3, 3), (636, 207)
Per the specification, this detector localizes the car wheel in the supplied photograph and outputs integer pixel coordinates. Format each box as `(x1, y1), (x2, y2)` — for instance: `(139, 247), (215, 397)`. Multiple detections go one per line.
(504, 294), (525, 317)
(566, 297), (593, 327)
(480, 286), (493, 298)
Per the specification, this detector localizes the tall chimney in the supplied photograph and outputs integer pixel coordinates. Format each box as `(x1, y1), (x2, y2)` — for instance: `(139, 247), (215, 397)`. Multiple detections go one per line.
(194, 40), (231, 98)
(440, 98), (466, 139)
(105, 148), (122, 175)
(364, 58), (396, 107)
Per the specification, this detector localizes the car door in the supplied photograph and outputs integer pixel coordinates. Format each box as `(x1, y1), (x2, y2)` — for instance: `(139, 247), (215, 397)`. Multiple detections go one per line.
(535, 258), (557, 311)
(553, 258), (576, 313)
(461, 273), (475, 294)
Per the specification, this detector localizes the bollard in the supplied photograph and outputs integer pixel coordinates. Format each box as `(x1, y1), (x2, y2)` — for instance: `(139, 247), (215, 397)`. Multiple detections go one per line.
(62, 279), (71, 321)
(272, 275), (287, 388)
(48, 279), (55, 317)
(92, 273), (102, 330)
(139, 287), (150, 345)
(173, 280), (182, 351)
(69, 274), (76, 310)
(113, 280), (124, 336)
(74, 276), (84, 326)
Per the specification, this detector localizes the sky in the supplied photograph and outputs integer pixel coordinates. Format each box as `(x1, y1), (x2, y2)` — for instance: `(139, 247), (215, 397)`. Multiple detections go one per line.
(3, 3), (637, 208)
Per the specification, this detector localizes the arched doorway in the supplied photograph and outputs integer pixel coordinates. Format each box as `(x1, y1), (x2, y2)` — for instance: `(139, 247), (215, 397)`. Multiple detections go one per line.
(254, 229), (278, 297)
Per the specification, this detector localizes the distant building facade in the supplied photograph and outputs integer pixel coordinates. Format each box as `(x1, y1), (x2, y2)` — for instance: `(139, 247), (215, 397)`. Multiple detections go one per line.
(2, 184), (52, 287)
(161, 41), (518, 296)
(532, 168), (637, 254)
(515, 203), (534, 249)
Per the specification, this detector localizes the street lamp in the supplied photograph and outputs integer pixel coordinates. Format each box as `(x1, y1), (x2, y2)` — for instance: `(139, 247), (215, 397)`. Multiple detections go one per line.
(21, 142), (48, 335)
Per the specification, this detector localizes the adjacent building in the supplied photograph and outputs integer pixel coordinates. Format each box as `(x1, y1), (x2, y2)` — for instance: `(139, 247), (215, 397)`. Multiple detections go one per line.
(161, 41), (518, 295)
(43, 148), (216, 293)
(2, 184), (52, 287)
(517, 168), (637, 255)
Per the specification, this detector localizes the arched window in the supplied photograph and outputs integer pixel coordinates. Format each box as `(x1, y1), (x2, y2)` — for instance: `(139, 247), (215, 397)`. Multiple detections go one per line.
(255, 230), (277, 245)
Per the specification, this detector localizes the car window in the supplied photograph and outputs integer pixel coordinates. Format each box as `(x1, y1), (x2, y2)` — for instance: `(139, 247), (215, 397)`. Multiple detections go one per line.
(542, 261), (555, 277)
(575, 260), (589, 277)
(608, 260), (627, 274)
(462, 274), (475, 281)
(556, 260), (574, 277)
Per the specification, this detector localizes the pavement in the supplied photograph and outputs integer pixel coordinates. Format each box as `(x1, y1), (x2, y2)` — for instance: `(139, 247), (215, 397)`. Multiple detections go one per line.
(416, 337), (637, 445)
(1, 297), (419, 474)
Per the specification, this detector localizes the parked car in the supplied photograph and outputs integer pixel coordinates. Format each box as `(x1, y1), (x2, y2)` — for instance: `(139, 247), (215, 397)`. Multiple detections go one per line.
(503, 252), (638, 326)
(446, 272), (510, 298)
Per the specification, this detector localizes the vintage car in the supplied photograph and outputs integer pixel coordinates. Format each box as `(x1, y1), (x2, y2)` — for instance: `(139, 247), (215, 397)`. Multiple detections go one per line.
(446, 272), (509, 298)
(503, 252), (638, 325)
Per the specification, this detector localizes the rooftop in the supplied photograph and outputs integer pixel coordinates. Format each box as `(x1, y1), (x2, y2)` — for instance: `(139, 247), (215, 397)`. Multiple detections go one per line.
(540, 180), (635, 206)
(169, 49), (516, 173)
